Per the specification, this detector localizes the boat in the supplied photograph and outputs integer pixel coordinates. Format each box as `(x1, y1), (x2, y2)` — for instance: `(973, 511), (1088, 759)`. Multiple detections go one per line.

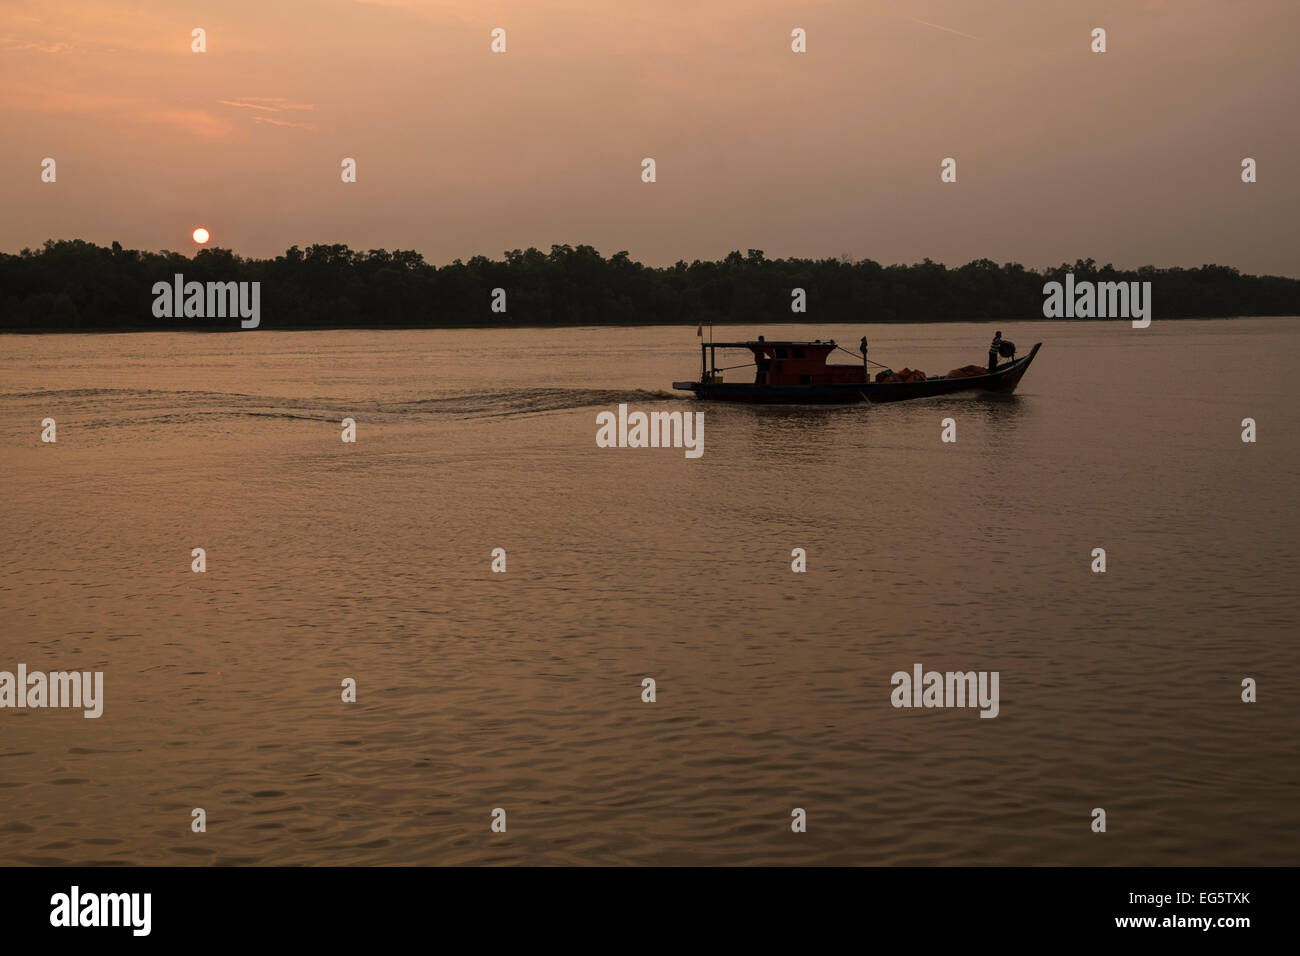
(672, 339), (1042, 404)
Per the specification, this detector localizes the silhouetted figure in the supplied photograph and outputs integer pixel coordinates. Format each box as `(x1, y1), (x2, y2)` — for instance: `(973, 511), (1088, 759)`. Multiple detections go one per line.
(755, 334), (771, 385)
(989, 331), (1002, 372)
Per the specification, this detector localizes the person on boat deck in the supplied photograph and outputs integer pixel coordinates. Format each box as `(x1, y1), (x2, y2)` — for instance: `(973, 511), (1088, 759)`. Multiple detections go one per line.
(989, 331), (1003, 373)
(859, 336), (868, 361)
(754, 334), (772, 385)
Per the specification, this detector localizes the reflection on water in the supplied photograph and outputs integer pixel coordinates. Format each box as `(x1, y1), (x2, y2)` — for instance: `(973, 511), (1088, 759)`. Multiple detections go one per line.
(1, 319), (1297, 865)
(742, 405), (848, 463)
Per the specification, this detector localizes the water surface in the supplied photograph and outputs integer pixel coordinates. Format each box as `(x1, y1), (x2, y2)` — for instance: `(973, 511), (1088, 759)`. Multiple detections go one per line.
(1, 319), (1297, 865)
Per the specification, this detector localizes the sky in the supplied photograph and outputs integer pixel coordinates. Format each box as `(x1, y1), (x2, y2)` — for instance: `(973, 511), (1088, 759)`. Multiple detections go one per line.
(2, 0), (1298, 275)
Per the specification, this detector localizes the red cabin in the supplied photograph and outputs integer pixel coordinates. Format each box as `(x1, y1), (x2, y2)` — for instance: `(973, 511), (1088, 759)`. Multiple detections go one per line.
(699, 340), (866, 386)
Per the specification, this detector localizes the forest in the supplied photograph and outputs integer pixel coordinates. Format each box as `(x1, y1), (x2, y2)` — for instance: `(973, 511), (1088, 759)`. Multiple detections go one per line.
(2, 239), (1297, 331)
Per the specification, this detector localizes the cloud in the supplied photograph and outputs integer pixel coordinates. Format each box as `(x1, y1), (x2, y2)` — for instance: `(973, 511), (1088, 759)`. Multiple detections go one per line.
(10, 88), (139, 113)
(220, 97), (315, 113)
(220, 99), (282, 113)
(0, 0), (177, 56)
(221, 97), (318, 129)
(139, 109), (233, 138)
(0, 80), (232, 137)
(908, 18), (983, 42)
(0, 37), (75, 53)
(252, 115), (318, 131)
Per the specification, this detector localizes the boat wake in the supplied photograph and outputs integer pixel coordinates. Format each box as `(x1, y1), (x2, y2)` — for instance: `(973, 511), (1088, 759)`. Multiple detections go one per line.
(0, 386), (689, 432)
(387, 388), (686, 419)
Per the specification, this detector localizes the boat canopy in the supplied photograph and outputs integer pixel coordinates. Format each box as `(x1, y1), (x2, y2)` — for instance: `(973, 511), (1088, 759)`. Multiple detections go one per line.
(707, 340), (838, 350)
(696, 339), (864, 386)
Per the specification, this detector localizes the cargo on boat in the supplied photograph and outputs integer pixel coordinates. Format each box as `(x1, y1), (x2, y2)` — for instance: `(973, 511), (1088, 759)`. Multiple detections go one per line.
(671, 338), (1042, 404)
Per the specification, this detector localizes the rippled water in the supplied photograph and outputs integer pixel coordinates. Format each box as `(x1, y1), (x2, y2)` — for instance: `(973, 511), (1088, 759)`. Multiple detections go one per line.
(1, 319), (1297, 865)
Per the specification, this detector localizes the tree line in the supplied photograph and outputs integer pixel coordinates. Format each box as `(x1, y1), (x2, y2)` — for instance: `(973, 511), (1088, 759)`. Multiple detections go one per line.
(2, 239), (1297, 331)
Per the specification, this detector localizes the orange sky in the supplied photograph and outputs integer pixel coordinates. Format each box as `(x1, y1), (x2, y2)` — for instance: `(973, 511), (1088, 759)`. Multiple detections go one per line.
(2, 0), (1297, 274)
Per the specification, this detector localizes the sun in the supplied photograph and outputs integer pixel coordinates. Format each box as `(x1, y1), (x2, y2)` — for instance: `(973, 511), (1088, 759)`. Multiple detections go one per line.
(192, 227), (210, 244)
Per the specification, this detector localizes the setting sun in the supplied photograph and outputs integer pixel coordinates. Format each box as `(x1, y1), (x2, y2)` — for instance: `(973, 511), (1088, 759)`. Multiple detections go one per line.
(192, 227), (210, 244)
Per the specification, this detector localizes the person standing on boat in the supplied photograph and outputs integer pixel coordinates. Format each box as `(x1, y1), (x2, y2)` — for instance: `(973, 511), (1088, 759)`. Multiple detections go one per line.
(989, 331), (1003, 373)
(755, 334), (772, 385)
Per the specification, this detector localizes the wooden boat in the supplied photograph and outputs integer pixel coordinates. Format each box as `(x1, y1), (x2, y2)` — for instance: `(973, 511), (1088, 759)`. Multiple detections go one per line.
(672, 339), (1041, 404)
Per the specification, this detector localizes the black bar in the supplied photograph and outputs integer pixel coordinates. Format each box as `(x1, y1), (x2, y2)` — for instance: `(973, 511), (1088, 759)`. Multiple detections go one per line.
(0, 865), (1279, 944)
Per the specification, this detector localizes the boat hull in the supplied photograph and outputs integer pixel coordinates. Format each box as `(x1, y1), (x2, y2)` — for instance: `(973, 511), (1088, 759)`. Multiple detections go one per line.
(674, 343), (1041, 405)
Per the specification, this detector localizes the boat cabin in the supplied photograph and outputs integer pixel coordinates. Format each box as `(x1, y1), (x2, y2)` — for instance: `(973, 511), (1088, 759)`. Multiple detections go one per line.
(699, 340), (866, 386)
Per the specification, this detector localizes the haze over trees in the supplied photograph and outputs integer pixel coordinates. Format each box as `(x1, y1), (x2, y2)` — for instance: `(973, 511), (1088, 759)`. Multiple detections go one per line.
(1, 239), (1296, 331)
